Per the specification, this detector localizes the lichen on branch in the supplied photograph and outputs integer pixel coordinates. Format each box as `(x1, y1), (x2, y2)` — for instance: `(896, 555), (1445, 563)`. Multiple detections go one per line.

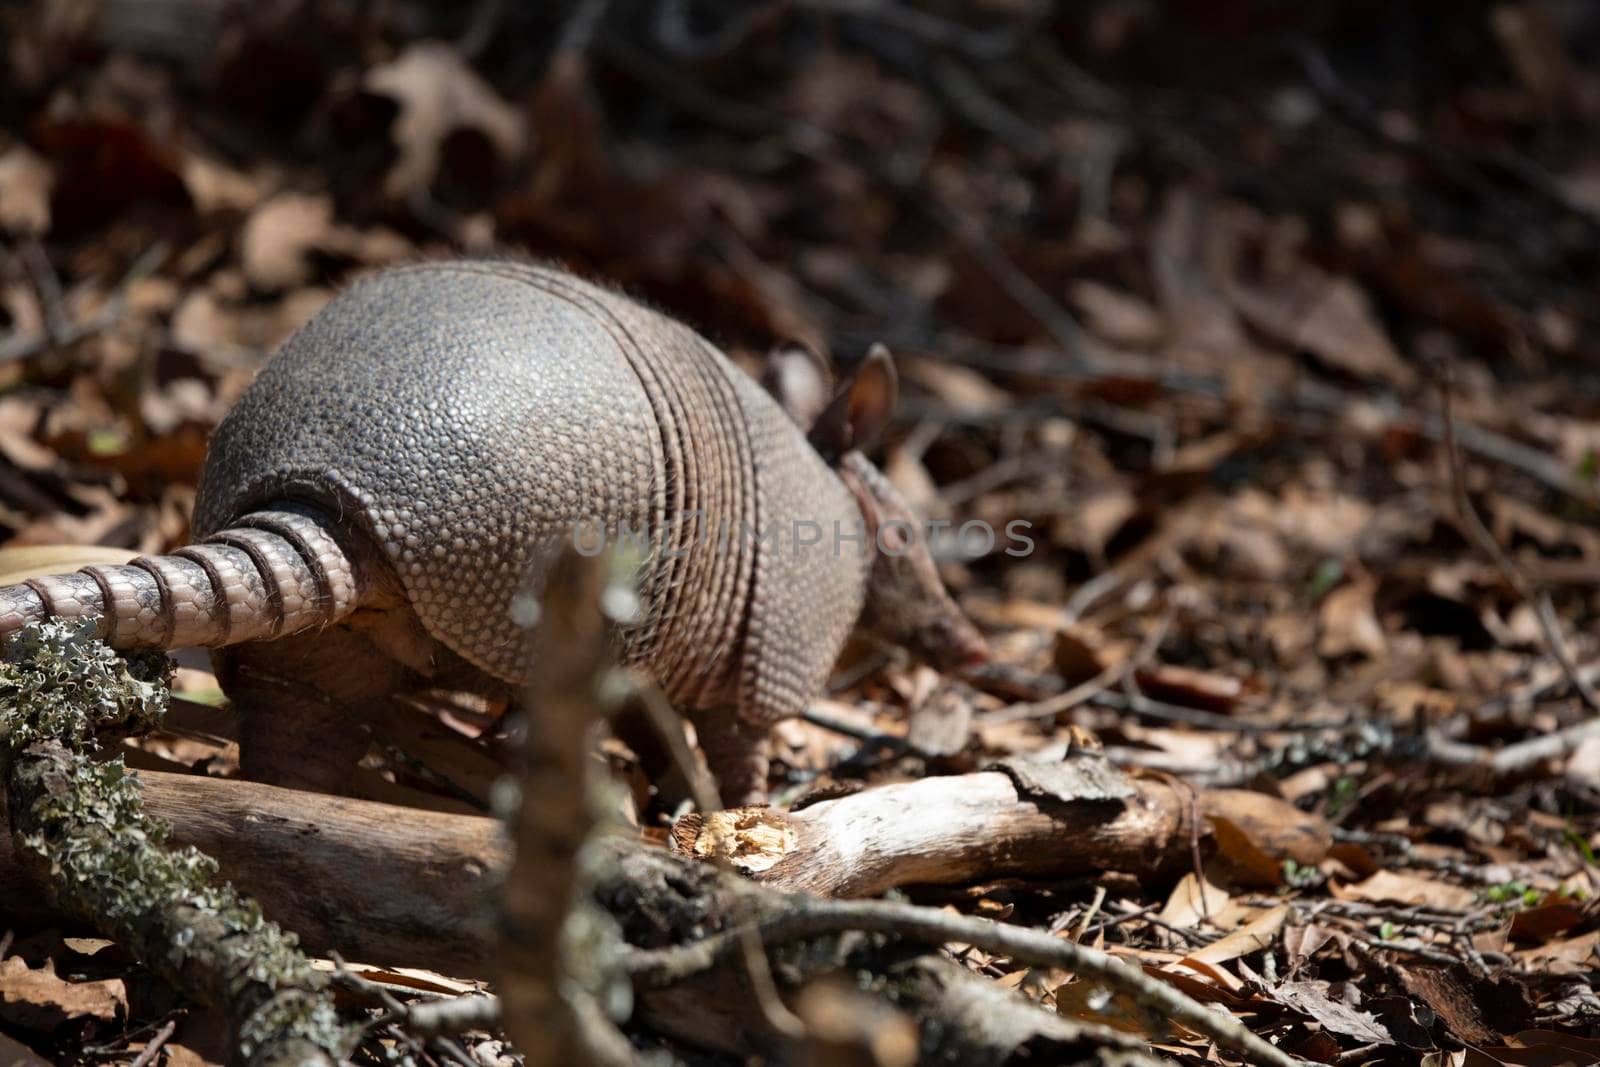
(0, 619), (351, 1066)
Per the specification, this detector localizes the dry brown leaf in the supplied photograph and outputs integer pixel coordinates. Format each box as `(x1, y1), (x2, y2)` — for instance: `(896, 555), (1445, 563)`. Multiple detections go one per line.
(905, 681), (974, 757)
(1229, 267), (1415, 388)
(1133, 663), (1246, 713)
(1274, 979), (1393, 1044)
(1567, 733), (1600, 785)
(0, 957), (126, 1029)
(157, 1044), (217, 1067)
(1157, 872), (1230, 930)
(897, 358), (1011, 415)
(1075, 488), (1139, 562)
(1334, 870), (1478, 911)
(308, 961), (482, 996)
(364, 41), (526, 200)
(1161, 954), (1245, 994)
(239, 193), (335, 290)
(1318, 579), (1387, 659)
(1052, 623), (1114, 684)
(1514, 928), (1599, 974)
(1208, 813), (1290, 887)
(1480, 1029), (1600, 1066)
(1281, 924), (1339, 976)
(1069, 280), (1165, 348)
(1185, 904), (1290, 965)
(1203, 788), (1333, 872)
(1508, 896), (1590, 943)
(0, 145), (53, 234)
(181, 154), (261, 215)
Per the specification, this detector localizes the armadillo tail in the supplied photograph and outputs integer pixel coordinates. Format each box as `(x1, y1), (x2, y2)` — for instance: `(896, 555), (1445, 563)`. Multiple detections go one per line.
(0, 507), (363, 650)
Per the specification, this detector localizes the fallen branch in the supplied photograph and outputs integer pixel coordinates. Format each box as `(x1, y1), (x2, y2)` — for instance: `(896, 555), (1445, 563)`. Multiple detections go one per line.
(628, 895), (1304, 1067)
(4, 763), (1327, 967)
(0, 767), (504, 974)
(672, 761), (1329, 897)
(0, 621), (351, 1067)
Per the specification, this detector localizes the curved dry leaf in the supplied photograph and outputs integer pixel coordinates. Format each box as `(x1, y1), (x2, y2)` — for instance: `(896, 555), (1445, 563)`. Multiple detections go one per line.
(1203, 788), (1332, 869)
(1275, 979), (1393, 1044)
(1158, 872), (1230, 930)
(1186, 904), (1290, 965)
(181, 154), (261, 215)
(1334, 870), (1478, 911)
(1069, 280), (1166, 348)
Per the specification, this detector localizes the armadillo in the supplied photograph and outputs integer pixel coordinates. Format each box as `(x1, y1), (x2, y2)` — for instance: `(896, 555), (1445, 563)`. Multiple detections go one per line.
(0, 260), (985, 804)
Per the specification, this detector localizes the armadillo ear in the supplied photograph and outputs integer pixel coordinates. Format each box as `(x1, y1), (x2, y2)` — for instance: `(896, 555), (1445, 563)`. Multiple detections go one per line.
(761, 342), (833, 431)
(809, 344), (898, 462)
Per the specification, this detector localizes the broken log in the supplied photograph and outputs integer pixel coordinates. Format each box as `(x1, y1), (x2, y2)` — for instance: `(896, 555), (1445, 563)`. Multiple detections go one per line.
(671, 761), (1329, 897)
(2, 761), (1327, 976)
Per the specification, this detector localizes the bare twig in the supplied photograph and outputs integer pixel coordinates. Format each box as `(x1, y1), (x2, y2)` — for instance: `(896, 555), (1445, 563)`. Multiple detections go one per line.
(1437, 365), (1599, 714)
(986, 598), (1178, 723)
(406, 994), (502, 1038)
(635, 685), (806, 1042)
(628, 897), (1305, 1067)
(126, 1019), (177, 1067)
(1421, 365), (1600, 775)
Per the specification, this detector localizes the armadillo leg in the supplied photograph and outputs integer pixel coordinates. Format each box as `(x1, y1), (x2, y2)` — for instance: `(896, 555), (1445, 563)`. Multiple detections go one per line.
(214, 626), (411, 794)
(689, 708), (772, 808)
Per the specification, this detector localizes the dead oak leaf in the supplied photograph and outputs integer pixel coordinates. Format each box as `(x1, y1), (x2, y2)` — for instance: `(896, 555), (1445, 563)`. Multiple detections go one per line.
(364, 41), (525, 200)
(1229, 267), (1415, 389)
(0, 957), (126, 1030)
(1273, 979), (1393, 1044)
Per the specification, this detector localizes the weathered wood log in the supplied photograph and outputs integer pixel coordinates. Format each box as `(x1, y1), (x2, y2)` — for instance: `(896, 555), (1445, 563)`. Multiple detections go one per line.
(2, 764), (1328, 976)
(670, 764), (1330, 897)
(0, 769), (505, 976)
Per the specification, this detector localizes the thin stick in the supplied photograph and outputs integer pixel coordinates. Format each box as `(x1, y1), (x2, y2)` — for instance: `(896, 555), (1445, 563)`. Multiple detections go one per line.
(1437, 365), (1600, 715)
(987, 599), (1178, 723)
(635, 686), (806, 1041)
(126, 1019), (177, 1067)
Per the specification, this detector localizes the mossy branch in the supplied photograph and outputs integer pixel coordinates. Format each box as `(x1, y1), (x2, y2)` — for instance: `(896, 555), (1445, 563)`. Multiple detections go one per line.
(0, 620), (352, 1067)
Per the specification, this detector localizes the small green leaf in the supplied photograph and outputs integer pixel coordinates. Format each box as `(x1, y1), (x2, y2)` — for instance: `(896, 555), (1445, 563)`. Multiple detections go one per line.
(1307, 558), (1344, 602)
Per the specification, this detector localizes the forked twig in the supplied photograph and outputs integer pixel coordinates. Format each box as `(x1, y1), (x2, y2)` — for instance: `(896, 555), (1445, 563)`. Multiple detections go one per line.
(1436, 364), (1600, 715)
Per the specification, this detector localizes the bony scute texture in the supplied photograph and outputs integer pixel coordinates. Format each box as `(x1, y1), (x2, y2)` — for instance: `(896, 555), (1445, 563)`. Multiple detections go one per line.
(192, 261), (867, 723)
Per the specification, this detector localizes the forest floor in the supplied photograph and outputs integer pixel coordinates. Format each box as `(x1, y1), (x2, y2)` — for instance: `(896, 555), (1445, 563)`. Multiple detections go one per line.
(0, 1), (1597, 1064)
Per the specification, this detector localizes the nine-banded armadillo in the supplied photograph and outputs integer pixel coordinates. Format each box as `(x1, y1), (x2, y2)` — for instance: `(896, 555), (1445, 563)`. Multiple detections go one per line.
(0, 260), (985, 805)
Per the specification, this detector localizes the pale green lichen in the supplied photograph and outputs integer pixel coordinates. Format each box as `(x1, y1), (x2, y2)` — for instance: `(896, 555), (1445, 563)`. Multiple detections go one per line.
(0, 617), (170, 753)
(1, 619), (352, 1063)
